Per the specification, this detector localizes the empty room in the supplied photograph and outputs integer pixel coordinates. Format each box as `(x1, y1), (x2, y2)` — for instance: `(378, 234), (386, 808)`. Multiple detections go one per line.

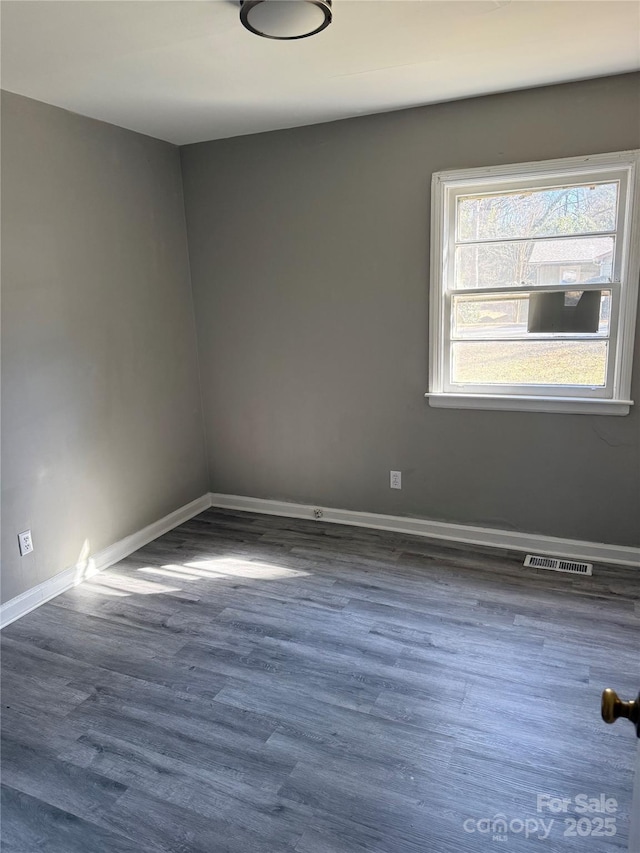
(1, 1), (639, 851)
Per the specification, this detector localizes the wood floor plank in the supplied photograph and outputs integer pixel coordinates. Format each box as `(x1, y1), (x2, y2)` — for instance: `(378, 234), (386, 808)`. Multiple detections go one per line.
(0, 739), (128, 822)
(0, 786), (146, 853)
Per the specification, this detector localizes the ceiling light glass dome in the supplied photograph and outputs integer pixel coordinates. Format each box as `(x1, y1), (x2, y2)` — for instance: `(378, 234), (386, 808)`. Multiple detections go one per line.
(240, 0), (332, 40)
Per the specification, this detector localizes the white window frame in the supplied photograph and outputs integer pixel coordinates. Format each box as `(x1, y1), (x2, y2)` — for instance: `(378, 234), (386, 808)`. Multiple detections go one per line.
(427, 150), (640, 415)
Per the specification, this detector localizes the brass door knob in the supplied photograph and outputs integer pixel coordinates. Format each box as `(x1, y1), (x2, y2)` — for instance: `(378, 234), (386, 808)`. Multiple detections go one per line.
(601, 688), (640, 737)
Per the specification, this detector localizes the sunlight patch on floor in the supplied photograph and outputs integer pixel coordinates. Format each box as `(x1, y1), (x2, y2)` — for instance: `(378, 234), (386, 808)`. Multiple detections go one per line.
(85, 571), (182, 596)
(79, 584), (129, 598)
(77, 555), (308, 600)
(137, 566), (200, 581)
(184, 557), (308, 580)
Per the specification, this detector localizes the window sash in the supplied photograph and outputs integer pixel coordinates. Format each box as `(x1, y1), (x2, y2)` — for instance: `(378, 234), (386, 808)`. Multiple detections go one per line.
(443, 285), (621, 399)
(454, 180), (620, 244)
(447, 283), (617, 341)
(443, 358), (619, 399)
(454, 229), (617, 247)
(451, 236), (617, 291)
(447, 282), (614, 296)
(445, 169), (629, 292)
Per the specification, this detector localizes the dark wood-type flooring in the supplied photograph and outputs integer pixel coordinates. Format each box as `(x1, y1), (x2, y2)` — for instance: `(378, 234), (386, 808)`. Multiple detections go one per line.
(1, 508), (639, 852)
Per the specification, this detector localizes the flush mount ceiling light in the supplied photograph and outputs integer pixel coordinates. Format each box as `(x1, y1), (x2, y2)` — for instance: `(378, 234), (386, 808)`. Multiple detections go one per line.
(240, 0), (332, 40)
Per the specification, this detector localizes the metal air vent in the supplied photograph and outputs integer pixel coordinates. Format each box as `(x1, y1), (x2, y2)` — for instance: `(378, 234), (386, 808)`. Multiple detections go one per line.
(524, 554), (593, 575)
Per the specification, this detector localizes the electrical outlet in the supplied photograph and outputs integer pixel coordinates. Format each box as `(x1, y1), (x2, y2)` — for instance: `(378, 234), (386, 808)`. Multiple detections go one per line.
(390, 470), (402, 489)
(18, 530), (34, 556)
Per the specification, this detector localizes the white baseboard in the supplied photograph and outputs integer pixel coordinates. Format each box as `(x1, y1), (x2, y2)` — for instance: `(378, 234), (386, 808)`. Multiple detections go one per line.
(0, 494), (212, 630)
(4, 490), (636, 630)
(209, 492), (640, 569)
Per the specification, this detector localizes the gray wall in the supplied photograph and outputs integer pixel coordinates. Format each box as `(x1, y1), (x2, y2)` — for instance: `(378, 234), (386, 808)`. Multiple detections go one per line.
(181, 72), (640, 547)
(1, 92), (208, 603)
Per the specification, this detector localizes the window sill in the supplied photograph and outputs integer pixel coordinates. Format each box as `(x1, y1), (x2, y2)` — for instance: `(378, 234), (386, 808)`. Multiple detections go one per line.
(425, 393), (633, 416)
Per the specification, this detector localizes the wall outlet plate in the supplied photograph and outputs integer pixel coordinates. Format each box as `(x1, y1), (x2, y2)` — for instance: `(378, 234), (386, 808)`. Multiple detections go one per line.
(18, 530), (34, 556)
(390, 470), (402, 489)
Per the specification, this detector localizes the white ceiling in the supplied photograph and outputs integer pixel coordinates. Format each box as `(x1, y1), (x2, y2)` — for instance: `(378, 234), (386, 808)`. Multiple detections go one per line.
(1, 0), (639, 146)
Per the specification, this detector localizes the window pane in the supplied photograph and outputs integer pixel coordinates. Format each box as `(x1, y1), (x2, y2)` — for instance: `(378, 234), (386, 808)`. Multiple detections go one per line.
(454, 236), (615, 289)
(457, 182), (618, 242)
(451, 340), (608, 386)
(451, 291), (611, 338)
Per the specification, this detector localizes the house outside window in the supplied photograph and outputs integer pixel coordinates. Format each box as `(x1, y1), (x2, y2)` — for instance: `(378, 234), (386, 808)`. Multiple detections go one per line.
(428, 150), (640, 415)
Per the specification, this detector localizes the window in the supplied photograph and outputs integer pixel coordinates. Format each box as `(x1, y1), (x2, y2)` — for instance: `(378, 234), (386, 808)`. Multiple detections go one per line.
(428, 151), (640, 415)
